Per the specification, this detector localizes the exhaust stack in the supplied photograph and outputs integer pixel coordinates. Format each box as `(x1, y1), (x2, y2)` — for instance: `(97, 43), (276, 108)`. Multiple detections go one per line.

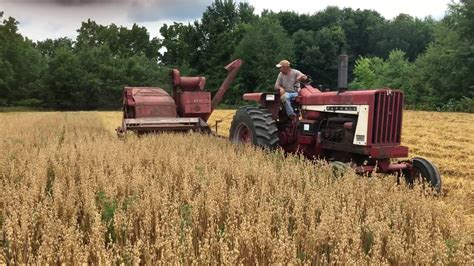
(338, 53), (348, 92)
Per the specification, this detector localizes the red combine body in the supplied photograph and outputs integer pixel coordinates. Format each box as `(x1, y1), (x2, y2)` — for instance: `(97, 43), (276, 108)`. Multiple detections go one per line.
(230, 55), (442, 191)
(117, 59), (242, 134)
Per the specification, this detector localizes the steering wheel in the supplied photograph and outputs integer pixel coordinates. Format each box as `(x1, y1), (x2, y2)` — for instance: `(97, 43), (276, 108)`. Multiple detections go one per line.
(299, 75), (313, 85)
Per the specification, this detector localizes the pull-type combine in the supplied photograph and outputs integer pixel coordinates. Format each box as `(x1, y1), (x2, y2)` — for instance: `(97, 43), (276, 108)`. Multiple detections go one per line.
(116, 59), (242, 134)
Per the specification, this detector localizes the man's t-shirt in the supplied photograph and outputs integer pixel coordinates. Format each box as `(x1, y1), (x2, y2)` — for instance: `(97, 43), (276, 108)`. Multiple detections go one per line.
(274, 69), (304, 93)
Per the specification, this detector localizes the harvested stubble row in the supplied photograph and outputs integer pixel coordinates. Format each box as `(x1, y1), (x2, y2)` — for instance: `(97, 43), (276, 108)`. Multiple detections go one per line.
(0, 111), (472, 264)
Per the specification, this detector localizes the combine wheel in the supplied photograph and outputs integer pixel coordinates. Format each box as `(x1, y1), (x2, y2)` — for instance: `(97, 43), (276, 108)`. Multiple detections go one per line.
(229, 106), (279, 149)
(404, 157), (442, 192)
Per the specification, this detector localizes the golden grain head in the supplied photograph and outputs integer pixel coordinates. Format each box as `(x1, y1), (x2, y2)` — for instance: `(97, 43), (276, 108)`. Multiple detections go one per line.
(0, 110), (472, 264)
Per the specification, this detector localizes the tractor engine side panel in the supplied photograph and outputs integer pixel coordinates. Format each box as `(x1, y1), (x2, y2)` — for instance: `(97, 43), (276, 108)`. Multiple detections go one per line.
(302, 105), (369, 145)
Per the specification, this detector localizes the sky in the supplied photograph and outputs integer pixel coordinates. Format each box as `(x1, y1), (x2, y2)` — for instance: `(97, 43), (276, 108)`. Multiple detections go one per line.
(0, 0), (455, 42)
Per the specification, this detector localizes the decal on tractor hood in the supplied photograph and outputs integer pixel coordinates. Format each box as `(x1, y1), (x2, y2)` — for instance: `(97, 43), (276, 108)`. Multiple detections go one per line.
(326, 106), (357, 112)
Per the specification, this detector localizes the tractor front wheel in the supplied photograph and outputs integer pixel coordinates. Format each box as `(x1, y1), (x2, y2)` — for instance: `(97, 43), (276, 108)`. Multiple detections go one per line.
(404, 157), (442, 192)
(229, 106), (279, 149)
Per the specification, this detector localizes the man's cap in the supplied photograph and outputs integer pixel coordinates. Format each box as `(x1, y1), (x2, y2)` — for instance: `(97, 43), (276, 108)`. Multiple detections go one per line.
(276, 59), (290, 68)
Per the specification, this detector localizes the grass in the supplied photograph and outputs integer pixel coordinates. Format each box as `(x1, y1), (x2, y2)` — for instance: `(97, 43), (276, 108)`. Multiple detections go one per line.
(0, 110), (472, 264)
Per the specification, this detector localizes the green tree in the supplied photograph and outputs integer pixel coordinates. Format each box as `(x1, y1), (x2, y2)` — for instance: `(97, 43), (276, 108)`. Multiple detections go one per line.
(76, 19), (160, 60)
(75, 45), (116, 109)
(373, 14), (436, 61)
(351, 50), (413, 99)
(293, 26), (346, 89)
(195, 1), (257, 92)
(410, 0), (473, 109)
(351, 57), (383, 89)
(42, 47), (83, 109)
(35, 37), (74, 58)
(159, 22), (200, 69)
(351, 58), (373, 89)
(232, 18), (294, 103)
(0, 12), (45, 106)
(339, 8), (385, 57)
(309, 6), (344, 29)
(264, 11), (312, 35)
(380, 50), (413, 90)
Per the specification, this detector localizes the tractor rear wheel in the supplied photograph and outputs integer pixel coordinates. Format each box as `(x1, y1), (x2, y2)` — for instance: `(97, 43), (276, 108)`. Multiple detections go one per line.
(404, 157), (442, 192)
(229, 106), (279, 149)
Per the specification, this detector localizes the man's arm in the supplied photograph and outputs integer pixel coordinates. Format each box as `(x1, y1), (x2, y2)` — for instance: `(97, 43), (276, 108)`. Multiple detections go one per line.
(295, 70), (307, 82)
(275, 73), (285, 95)
(274, 73), (282, 91)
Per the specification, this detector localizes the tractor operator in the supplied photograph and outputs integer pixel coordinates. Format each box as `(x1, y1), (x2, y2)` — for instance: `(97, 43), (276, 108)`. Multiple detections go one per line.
(274, 59), (307, 120)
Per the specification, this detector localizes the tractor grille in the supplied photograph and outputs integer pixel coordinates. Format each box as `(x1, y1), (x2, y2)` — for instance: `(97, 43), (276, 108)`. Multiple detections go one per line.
(372, 91), (404, 144)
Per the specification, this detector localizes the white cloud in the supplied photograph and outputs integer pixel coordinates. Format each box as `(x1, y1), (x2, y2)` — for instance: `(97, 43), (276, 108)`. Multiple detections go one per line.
(2, 2), (128, 40)
(128, 0), (211, 22)
(1, 1), (175, 40)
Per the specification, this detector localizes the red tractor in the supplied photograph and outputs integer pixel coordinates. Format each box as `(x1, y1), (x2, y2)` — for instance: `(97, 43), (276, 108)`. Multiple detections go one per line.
(229, 55), (442, 191)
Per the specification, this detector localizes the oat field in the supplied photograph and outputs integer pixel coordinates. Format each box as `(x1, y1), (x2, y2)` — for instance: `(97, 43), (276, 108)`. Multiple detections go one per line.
(0, 110), (472, 264)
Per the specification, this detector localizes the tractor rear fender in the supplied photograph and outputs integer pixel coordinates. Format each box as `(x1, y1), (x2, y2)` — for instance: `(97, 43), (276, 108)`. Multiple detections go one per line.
(243, 92), (280, 119)
(243, 92), (262, 102)
(243, 92), (280, 103)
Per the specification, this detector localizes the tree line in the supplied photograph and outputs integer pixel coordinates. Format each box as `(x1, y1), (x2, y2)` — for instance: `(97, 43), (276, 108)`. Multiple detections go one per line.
(0, 0), (472, 111)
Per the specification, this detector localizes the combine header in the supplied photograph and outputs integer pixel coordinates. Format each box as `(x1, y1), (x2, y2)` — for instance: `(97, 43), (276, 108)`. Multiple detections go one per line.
(116, 59), (242, 134)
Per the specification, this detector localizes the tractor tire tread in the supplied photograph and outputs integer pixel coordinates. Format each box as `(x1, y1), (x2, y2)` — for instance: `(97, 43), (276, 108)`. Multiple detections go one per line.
(229, 106), (279, 149)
